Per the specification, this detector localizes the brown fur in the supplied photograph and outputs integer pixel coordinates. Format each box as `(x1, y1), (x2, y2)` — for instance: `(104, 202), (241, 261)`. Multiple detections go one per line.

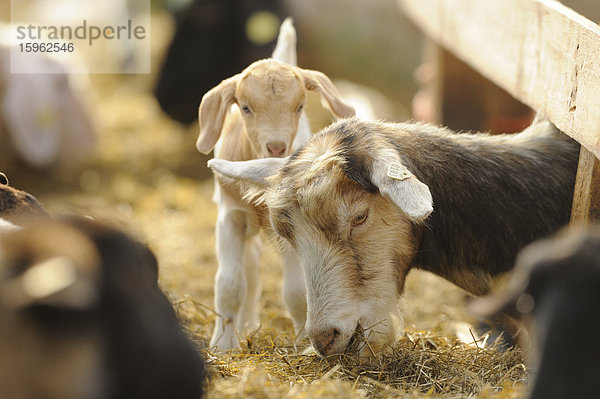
(268, 118), (578, 294)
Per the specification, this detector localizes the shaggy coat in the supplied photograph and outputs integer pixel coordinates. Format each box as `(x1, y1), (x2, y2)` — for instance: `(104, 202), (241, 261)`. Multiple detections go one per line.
(208, 117), (580, 356)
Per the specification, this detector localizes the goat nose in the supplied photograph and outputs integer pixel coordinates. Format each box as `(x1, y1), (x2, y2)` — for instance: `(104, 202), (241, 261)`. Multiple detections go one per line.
(266, 141), (286, 157)
(312, 327), (341, 356)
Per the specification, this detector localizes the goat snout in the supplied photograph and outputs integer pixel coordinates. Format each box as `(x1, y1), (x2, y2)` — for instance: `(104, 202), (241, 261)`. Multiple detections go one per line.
(266, 141), (287, 157)
(311, 327), (342, 356)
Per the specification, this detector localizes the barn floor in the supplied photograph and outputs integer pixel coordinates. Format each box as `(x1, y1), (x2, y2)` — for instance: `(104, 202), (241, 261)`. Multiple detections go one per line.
(3, 14), (529, 399)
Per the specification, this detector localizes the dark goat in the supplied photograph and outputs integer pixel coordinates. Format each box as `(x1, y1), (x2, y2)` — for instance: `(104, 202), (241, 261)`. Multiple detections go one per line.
(0, 217), (206, 399)
(154, 0), (285, 124)
(471, 227), (600, 399)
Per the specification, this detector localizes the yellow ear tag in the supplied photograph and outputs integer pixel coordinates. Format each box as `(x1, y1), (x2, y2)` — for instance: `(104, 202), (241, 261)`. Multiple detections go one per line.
(387, 163), (412, 181)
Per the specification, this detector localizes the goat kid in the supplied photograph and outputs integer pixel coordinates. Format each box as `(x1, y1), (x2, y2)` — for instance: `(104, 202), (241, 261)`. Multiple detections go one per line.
(208, 117), (579, 356)
(470, 227), (600, 399)
(198, 18), (355, 350)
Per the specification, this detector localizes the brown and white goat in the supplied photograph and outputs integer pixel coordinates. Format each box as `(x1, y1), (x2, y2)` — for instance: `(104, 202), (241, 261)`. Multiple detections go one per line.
(208, 117), (579, 356)
(471, 227), (600, 399)
(198, 18), (355, 349)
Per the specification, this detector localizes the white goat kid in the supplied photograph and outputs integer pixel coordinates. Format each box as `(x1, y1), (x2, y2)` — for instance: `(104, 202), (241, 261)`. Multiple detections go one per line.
(197, 18), (355, 350)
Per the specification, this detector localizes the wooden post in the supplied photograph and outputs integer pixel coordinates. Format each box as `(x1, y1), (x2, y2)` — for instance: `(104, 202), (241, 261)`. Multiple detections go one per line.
(570, 147), (600, 225)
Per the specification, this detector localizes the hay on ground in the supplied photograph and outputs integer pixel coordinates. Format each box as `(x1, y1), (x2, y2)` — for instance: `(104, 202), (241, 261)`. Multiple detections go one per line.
(174, 296), (529, 399)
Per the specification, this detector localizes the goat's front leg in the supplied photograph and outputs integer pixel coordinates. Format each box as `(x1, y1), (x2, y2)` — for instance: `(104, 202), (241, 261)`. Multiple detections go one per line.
(210, 208), (248, 349)
(281, 242), (307, 339)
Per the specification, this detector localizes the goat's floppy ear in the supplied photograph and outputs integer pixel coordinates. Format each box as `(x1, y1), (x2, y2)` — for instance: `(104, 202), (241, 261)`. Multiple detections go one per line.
(0, 224), (101, 310)
(467, 255), (536, 319)
(5, 256), (99, 310)
(196, 74), (240, 154)
(469, 228), (597, 319)
(300, 69), (355, 118)
(208, 157), (287, 188)
(370, 154), (433, 221)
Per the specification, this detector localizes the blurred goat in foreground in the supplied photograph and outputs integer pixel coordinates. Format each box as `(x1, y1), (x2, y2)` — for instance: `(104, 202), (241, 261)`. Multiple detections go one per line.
(471, 227), (600, 399)
(0, 217), (207, 399)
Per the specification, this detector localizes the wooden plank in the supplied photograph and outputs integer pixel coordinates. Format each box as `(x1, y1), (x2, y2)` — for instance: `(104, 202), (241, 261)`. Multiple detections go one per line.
(570, 146), (600, 225)
(399, 0), (600, 159)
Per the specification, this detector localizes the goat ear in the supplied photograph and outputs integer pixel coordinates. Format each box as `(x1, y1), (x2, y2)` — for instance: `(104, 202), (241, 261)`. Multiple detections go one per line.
(468, 282), (526, 319)
(271, 17), (297, 66)
(468, 256), (536, 319)
(470, 229), (591, 319)
(196, 74), (240, 154)
(0, 223), (101, 310)
(370, 156), (433, 221)
(299, 69), (355, 118)
(1, 255), (99, 310)
(208, 157), (287, 188)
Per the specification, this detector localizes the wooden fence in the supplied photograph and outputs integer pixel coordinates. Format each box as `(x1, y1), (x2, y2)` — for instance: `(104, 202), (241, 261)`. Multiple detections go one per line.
(399, 0), (600, 224)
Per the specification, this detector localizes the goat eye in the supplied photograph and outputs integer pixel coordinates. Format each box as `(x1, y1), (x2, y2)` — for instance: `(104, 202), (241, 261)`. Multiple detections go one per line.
(241, 105), (252, 115)
(351, 210), (369, 227)
(296, 104), (304, 113)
